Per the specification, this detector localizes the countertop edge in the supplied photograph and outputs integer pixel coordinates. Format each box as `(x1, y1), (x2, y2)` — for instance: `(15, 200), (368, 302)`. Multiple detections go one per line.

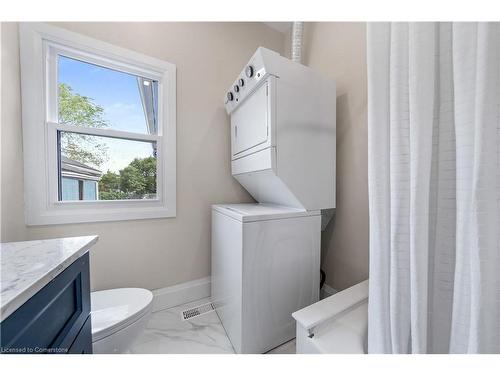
(0, 235), (98, 322)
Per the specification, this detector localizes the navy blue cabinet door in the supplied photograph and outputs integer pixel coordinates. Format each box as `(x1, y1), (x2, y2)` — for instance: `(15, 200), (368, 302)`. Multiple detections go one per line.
(68, 317), (92, 354)
(0, 253), (92, 354)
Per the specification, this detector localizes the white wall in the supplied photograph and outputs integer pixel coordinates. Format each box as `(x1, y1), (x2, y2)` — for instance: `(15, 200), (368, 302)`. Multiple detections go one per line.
(1, 22), (284, 291)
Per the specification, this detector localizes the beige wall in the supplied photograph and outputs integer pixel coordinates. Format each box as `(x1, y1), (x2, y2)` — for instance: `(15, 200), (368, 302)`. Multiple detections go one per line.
(1, 23), (27, 242)
(1, 22), (284, 291)
(288, 23), (369, 291)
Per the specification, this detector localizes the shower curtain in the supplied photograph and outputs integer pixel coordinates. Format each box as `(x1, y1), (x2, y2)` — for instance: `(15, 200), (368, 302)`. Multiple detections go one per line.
(367, 22), (500, 354)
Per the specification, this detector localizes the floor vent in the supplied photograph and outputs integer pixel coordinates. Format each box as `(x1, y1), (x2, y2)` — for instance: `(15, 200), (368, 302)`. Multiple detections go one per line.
(181, 302), (215, 321)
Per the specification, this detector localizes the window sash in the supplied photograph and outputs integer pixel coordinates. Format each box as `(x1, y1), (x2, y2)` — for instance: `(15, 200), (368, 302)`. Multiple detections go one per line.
(47, 122), (163, 204)
(45, 42), (164, 205)
(45, 42), (164, 135)
(48, 122), (160, 143)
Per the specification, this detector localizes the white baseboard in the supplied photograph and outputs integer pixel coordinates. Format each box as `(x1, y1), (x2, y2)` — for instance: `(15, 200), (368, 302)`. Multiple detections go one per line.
(152, 276), (211, 312)
(152, 277), (335, 312)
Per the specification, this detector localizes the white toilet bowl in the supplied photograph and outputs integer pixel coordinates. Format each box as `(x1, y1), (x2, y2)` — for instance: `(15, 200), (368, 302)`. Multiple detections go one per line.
(91, 288), (153, 354)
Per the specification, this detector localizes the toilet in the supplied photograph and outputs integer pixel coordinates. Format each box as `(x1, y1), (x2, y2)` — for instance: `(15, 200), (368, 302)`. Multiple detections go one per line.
(91, 288), (153, 353)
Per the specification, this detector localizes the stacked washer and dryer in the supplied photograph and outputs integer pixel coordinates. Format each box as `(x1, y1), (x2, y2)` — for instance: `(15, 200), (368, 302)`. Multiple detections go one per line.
(211, 47), (336, 354)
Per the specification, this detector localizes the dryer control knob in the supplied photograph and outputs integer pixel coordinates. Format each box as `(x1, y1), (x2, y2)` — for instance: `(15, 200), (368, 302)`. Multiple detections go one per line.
(234, 85), (240, 93)
(227, 91), (234, 101)
(245, 65), (254, 78)
(238, 78), (245, 86)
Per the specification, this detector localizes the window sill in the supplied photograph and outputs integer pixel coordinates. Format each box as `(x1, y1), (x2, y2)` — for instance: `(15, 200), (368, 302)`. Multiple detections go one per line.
(26, 203), (176, 226)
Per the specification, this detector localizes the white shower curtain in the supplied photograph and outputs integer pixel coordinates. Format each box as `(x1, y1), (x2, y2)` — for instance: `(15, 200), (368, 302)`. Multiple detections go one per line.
(367, 22), (500, 354)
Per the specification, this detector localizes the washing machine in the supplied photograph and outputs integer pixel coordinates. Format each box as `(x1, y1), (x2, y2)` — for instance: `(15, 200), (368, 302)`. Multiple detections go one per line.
(211, 203), (320, 354)
(212, 47), (336, 353)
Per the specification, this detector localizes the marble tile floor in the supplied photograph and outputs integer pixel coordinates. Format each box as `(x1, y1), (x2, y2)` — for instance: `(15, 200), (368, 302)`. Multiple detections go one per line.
(127, 297), (296, 354)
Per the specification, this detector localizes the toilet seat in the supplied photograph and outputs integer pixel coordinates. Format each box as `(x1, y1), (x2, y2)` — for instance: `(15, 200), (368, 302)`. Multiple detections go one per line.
(91, 288), (153, 342)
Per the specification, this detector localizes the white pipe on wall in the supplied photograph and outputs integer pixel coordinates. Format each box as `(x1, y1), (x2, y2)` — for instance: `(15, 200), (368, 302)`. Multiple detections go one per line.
(291, 21), (304, 64)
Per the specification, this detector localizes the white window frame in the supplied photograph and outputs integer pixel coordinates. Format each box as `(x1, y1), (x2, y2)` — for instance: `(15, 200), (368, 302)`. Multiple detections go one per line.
(19, 23), (176, 225)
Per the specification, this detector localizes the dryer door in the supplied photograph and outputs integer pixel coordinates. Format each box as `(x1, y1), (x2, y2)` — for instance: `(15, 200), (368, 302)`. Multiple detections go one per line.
(231, 79), (271, 159)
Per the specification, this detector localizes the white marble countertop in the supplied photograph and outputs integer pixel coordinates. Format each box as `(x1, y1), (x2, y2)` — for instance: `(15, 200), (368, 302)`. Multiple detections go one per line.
(0, 236), (98, 322)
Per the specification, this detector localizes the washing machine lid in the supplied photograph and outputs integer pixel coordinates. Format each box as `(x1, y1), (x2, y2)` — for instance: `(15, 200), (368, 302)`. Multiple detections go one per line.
(212, 203), (320, 223)
(91, 288), (153, 342)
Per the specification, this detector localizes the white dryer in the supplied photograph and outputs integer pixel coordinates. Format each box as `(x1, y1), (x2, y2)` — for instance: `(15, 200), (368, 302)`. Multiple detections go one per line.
(225, 47), (336, 210)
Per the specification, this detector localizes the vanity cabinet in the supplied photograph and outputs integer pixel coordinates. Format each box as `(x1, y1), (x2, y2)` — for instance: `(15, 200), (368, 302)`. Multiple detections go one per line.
(0, 253), (92, 354)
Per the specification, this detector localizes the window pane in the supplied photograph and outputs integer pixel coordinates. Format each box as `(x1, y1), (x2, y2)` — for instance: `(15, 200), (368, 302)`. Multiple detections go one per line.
(58, 131), (157, 201)
(61, 178), (79, 201)
(58, 55), (158, 135)
(83, 180), (98, 200)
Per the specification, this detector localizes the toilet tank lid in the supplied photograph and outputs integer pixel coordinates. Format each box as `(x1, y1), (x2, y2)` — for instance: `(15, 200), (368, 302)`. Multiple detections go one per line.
(91, 288), (153, 342)
(212, 203), (320, 222)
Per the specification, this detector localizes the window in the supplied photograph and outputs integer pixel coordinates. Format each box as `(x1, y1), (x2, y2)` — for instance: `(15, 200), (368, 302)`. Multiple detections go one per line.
(20, 23), (176, 225)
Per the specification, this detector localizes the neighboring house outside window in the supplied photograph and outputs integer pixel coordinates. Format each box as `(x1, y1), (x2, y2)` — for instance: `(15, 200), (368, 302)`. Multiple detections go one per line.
(60, 156), (102, 201)
(19, 23), (176, 225)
